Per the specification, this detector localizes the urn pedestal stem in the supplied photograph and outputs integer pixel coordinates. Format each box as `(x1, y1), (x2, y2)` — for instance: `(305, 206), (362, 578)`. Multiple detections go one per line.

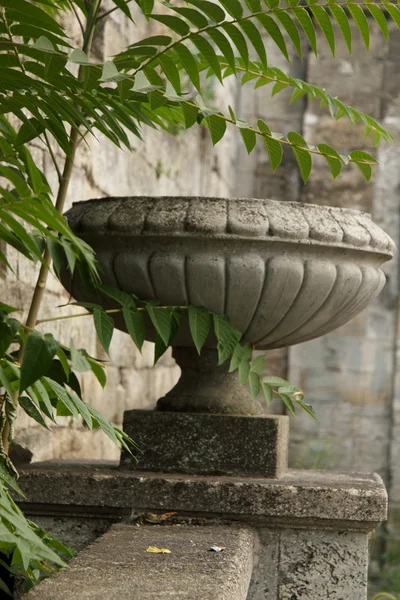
(156, 347), (264, 416)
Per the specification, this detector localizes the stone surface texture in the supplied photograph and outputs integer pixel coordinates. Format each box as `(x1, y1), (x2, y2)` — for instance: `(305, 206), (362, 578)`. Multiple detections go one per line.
(23, 524), (254, 600)
(121, 411), (289, 477)
(18, 462), (387, 529)
(63, 196), (393, 350)
(18, 463), (386, 600)
(249, 528), (369, 600)
(156, 348), (266, 415)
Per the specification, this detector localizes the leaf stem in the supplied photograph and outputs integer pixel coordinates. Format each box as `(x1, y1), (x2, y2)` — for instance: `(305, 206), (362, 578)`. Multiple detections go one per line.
(96, 0), (135, 23)
(35, 305), (190, 325)
(68, 0), (85, 37)
(42, 132), (63, 184)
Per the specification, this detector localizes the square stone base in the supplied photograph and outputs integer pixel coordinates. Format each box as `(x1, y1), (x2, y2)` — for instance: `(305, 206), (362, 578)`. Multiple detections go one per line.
(121, 411), (289, 478)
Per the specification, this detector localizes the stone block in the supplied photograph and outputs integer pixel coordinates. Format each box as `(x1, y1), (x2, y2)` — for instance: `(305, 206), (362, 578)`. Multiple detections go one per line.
(278, 529), (368, 600)
(121, 411), (289, 477)
(24, 523), (254, 600)
(18, 462), (387, 529)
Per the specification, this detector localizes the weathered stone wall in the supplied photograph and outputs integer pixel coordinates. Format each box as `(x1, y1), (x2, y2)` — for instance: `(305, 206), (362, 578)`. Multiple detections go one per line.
(1, 3), (238, 460)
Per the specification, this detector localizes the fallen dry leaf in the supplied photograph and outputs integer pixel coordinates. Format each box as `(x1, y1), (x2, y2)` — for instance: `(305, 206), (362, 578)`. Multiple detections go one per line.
(144, 512), (177, 524)
(146, 546), (171, 554)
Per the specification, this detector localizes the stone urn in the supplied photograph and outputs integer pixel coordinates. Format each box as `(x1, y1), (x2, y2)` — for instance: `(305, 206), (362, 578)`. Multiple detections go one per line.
(63, 197), (394, 417)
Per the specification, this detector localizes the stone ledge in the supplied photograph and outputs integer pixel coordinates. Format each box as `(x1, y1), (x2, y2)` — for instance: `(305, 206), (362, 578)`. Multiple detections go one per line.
(23, 523), (254, 600)
(17, 462), (387, 531)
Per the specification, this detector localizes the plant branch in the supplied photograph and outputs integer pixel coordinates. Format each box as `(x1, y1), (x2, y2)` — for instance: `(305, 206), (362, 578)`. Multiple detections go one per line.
(35, 305), (189, 325)
(1, 0), (103, 453)
(42, 132), (63, 184)
(96, 0), (135, 23)
(68, 0), (85, 37)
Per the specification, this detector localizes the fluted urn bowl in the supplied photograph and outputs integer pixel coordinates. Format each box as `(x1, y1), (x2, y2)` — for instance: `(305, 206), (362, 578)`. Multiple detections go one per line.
(63, 197), (394, 349)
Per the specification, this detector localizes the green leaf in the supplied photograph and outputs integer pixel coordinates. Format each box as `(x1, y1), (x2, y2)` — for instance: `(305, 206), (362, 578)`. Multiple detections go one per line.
(287, 131), (312, 183)
(56, 348), (70, 378)
(181, 102), (199, 128)
(154, 333), (168, 364)
(69, 49), (90, 64)
(0, 364), (14, 399)
(261, 382), (273, 406)
(239, 127), (257, 153)
(69, 341), (91, 373)
(0, 457), (23, 497)
(249, 371), (260, 399)
(311, 6), (335, 55)
(123, 307), (146, 352)
(278, 384), (303, 396)
(385, 4), (400, 32)
(44, 378), (80, 418)
(32, 379), (56, 422)
(172, 6), (208, 28)
(317, 143), (343, 178)
(131, 35), (172, 47)
(297, 400), (317, 420)
(159, 54), (181, 95)
(151, 14), (190, 36)
(348, 4), (370, 50)
(275, 11), (302, 57)
(112, 0), (134, 19)
(68, 390), (93, 429)
(218, 0), (243, 19)
(100, 61), (126, 82)
(174, 44), (201, 91)
(188, 306), (211, 354)
(192, 35), (222, 82)
(329, 4), (352, 53)
(93, 308), (114, 355)
(350, 150), (377, 181)
(239, 20), (268, 68)
(213, 314), (242, 365)
(146, 306), (172, 346)
(185, 0), (225, 22)
(257, 14), (289, 60)
(207, 29), (236, 72)
(98, 284), (136, 308)
(229, 345), (243, 373)
(19, 396), (49, 429)
(245, 0), (262, 9)
(32, 36), (58, 53)
(15, 118), (45, 145)
(206, 113), (227, 145)
(222, 23), (249, 67)
(250, 355), (265, 375)
(238, 358), (250, 384)
(20, 332), (59, 392)
(258, 120), (283, 171)
(0, 322), (16, 358)
(292, 7), (317, 55)
(279, 393), (296, 416)
(86, 357), (107, 388)
(0, 303), (20, 316)
(3, 0), (67, 36)
(262, 375), (291, 386)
